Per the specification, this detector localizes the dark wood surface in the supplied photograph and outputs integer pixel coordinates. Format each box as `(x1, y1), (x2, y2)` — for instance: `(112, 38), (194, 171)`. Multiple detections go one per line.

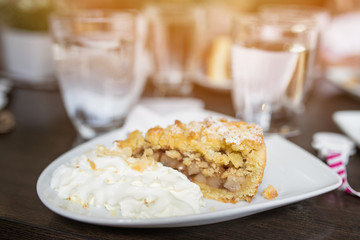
(1, 78), (360, 240)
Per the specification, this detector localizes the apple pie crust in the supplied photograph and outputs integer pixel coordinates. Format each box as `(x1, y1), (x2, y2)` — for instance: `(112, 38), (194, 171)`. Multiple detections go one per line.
(116, 118), (266, 203)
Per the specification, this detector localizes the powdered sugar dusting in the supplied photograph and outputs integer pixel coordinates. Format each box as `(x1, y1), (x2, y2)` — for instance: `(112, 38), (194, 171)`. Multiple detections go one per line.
(187, 121), (204, 134)
(202, 117), (263, 145)
(225, 124), (263, 145)
(170, 124), (183, 135)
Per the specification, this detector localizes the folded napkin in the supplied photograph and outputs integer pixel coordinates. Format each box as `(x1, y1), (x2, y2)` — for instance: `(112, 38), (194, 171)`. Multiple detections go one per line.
(123, 97), (206, 133)
(139, 97), (205, 115)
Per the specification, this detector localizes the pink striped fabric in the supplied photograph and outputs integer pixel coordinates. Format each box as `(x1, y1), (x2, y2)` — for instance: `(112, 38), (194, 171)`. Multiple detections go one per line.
(312, 132), (358, 197)
(326, 151), (360, 197)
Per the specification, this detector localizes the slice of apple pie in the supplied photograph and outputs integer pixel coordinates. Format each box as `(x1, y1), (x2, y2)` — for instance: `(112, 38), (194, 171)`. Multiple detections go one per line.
(116, 117), (266, 203)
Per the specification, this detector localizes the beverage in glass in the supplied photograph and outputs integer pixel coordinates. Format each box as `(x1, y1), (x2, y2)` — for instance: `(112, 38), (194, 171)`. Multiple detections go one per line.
(231, 15), (313, 136)
(50, 10), (146, 139)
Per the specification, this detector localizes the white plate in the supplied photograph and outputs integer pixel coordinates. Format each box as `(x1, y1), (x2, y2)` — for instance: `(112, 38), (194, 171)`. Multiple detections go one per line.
(333, 110), (360, 146)
(37, 110), (341, 228)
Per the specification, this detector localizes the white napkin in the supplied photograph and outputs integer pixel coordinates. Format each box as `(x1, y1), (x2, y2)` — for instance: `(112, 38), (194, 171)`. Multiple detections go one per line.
(138, 97), (205, 115)
(123, 97), (206, 133)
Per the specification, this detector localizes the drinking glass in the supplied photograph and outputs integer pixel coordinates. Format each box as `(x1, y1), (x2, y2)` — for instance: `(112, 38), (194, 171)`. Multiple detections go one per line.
(199, 3), (235, 88)
(50, 10), (146, 139)
(231, 14), (314, 136)
(259, 4), (330, 31)
(145, 3), (206, 96)
(259, 4), (330, 97)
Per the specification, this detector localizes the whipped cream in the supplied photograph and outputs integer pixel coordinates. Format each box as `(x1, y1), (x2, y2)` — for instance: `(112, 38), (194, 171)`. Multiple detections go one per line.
(51, 144), (205, 219)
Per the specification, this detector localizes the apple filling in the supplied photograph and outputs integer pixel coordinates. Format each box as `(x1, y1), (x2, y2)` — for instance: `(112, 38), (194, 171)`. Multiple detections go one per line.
(150, 149), (247, 192)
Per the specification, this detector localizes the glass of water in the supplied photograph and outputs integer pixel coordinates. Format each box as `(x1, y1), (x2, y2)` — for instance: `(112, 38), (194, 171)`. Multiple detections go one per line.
(231, 14), (314, 136)
(145, 3), (206, 96)
(258, 4), (330, 99)
(50, 10), (146, 139)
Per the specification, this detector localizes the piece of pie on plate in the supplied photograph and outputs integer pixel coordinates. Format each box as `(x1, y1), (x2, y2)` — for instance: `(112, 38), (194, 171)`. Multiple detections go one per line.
(116, 117), (266, 203)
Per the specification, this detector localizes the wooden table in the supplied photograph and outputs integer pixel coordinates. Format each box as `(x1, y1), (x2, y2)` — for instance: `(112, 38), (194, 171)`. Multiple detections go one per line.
(1, 78), (359, 239)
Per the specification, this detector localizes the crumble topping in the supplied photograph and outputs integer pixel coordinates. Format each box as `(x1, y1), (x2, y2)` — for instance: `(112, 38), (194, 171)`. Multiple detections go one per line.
(262, 185), (278, 200)
(203, 117), (264, 146)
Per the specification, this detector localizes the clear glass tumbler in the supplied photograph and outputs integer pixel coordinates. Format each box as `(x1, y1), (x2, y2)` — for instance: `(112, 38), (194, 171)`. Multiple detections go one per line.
(145, 3), (206, 96)
(231, 14), (314, 136)
(50, 10), (146, 139)
(259, 4), (330, 97)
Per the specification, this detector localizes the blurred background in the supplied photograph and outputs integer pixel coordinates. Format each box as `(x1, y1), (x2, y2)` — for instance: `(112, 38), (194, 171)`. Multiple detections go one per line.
(0, 0), (359, 137)
(0, 0), (358, 87)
